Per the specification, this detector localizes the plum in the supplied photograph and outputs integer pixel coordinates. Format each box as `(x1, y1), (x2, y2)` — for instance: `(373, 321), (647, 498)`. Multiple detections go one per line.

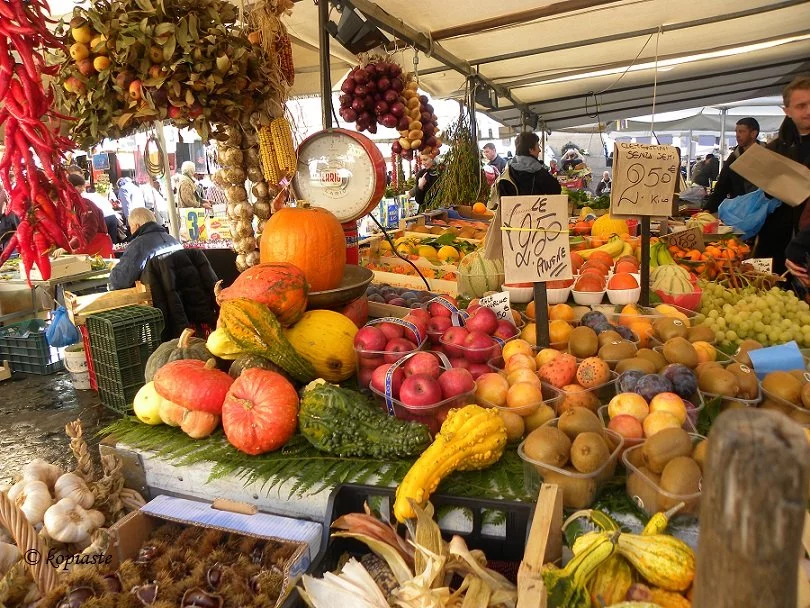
(617, 369), (645, 394)
(388, 297), (407, 306)
(368, 294), (385, 303)
(593, 322), (612, 335)
(581, 311), (608, 330)
(634, 374), (673, 402)
(614, 325), (637, 341)
(661, 364), (698, 400)
(401, 291), (419, 300)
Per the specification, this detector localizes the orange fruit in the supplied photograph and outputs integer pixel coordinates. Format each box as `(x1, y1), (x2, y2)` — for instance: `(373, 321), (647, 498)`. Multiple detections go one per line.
(549, 303), (575, 322)
(472, 202), (488, 214)
(608, 272), (639, 290)
(548, 320), (573, 345)
(525, 301), (535, 320)
(618, 303), (641, 327)
(629, 320), (653, 347)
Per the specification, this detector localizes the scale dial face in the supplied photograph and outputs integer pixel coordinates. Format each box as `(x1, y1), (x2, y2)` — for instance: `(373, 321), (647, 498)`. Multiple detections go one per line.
(292, 128), (387, 223)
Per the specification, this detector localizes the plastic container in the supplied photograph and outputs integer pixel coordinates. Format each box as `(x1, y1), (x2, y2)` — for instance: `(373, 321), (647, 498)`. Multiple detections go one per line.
(622, 434), (705, 515)
(547, 286), (572, 305)
(701, 387), (761, 410)
(544, 372), (618, 415)
(477, 383), (560, 417)
(761, 386), (810, 424)
(63, 343), (91, 390)
(598, 400), (701, 455)
(518, 419), (624, 508)
(79, 325), (98, 390)
(440, 332), (502, 364)
(0, 319), (63, 375)
(355, 339), (426, 387)
(594, 303), (706, 327)
(86, 306), (164, 414)
(571, 289), (606, 306)
(652, 345), (733, 367)
(502, 284), (533, 304)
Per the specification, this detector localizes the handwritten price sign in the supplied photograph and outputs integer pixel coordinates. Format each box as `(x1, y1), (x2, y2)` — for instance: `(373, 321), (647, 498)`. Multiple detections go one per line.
(478, 291), (515, 326)
(610, 143), (680, 217)
(500, 195), (572, 284)
(667, 226), (704, 252)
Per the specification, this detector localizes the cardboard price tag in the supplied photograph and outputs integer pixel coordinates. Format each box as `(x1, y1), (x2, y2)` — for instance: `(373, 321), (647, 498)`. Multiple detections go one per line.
(748, 258), (773, 273)
(610, 142), (680, 217)
(500, 195), (572, 284)
(478, 291), (514, 326)
(667, 226), (704, 252)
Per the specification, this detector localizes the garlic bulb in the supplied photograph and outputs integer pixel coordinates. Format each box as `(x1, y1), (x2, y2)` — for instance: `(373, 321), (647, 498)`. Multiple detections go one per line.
(252, 181), (269, 199)
(246, 166), (264, 183)
(227, 202), (240, 221)
(43, 498), (105, 545)
(245, 250), (260, 266)
(22, 459), (62, 490)
(235, 254), (248, 272)
(226, 186), (248, 203)
(8, 480), (52, 526)
(0, 542), (20, 577)
(54, 473), (94, 509)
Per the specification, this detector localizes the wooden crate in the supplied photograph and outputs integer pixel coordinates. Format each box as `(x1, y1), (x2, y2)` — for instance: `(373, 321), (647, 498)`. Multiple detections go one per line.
(517, 484), (563, 608)
(65, 282), (152, 326)
(21, 255), (92, 281)
(0, 360), (10, 382)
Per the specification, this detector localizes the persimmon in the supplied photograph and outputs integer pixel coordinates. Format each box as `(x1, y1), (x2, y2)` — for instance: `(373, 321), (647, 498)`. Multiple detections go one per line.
(589, 251), (615, 267)
(570, 252), (585, 274)
(608, 272), (639, 290)
(615, 259), (639, 274)
(574, 275), (605, 292)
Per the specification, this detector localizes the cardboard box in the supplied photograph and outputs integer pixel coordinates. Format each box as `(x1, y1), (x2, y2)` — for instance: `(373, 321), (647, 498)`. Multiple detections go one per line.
(0, 284), (34, 316)
(20, 255), (92, 281)
(107, 495), (321, 607)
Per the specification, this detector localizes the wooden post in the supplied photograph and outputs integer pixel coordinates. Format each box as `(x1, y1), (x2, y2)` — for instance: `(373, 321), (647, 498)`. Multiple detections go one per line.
(517, 484), (562, 608)
(694, 409), (810, 607)
(533, 283), (550, 348)
(639, 216), (651, 307)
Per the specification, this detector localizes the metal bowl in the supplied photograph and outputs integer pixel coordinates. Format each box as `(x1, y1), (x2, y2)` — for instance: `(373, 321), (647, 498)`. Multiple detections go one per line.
(306, 265), (374, 309)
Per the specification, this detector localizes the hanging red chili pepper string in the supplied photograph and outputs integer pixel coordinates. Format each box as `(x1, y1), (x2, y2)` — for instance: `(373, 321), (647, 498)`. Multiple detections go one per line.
(0, 0), (84, 281)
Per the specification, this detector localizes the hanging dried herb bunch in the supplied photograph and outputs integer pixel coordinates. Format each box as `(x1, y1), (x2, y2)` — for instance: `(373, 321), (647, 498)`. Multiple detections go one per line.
(423, 107), (480, 210)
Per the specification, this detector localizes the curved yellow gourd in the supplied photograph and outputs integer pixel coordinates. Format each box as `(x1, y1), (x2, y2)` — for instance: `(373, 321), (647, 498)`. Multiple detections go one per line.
(617, 532), (696, 592)
(393, 404), (506, 522)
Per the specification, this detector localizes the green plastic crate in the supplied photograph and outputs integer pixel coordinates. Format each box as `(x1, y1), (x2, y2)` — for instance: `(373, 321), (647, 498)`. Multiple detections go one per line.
(0, 319), (63, 375)
(86, 306), (164, 414)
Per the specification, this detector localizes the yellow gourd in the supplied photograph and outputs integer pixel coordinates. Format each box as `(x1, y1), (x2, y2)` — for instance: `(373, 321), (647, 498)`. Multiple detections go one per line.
(588, 554), (634, 607)
(591, 214), (629, 237)
(617, 533), (696, 592)
(393, 405), (506, 522)
(284, 310), (357, 382)
(207, 328), (244, 360)
(649, 588), (692, 608)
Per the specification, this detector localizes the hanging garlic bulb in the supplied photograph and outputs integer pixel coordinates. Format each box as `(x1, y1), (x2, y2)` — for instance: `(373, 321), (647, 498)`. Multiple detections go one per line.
(43, 498), (105, 545)
(235, 253), (248, 272)
(253, 200), (271, 220)
(8, 480), (52, 525)
(54, 473), (94, 509)
(218, 128), (259, 268)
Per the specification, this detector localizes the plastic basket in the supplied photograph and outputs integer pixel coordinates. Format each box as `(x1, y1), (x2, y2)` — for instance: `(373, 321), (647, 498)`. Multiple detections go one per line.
(0, 319), (63, 375)
(79, 325), (98, 390)
(86, 306), (164, 414)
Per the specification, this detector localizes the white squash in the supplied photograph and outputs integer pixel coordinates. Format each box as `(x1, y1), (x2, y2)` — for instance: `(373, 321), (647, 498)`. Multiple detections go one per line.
(43, 498), (105, 545)
(7, 480), (52, 525)
(22, 459), (62, 490)
(54, 473), (94, 509)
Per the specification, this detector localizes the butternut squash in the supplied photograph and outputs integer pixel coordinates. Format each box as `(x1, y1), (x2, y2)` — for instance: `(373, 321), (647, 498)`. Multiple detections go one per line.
(393, 405), (506, 522)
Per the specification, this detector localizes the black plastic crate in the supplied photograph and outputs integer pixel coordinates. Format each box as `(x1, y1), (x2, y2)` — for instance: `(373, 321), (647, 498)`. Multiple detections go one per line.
(0, 319), (63, 375)
(283, 484), (534, 607)
(86, 306), (164, 414)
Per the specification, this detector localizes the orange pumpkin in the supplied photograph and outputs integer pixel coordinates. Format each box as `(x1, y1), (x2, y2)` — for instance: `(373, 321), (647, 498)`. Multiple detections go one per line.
(259, 204), (346, 292)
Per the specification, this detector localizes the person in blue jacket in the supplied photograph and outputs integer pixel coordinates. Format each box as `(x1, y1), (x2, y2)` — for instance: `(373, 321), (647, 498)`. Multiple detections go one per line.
(109, 208), (180, 290)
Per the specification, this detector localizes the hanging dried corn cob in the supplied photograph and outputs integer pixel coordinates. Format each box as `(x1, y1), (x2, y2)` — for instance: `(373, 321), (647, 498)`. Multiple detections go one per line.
(258, 124), (284, 186)
(270, 117), (297, 180)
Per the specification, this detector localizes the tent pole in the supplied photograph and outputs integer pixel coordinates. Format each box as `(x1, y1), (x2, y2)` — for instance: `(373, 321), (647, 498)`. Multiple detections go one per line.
(318, 0), (332, 129)
(686, 129), (693, 182)
(719, 108), (728, 165)
(154, 120), (180, 239)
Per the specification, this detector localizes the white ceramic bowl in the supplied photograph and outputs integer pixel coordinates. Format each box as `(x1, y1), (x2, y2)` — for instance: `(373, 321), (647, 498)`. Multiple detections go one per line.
(572, 289), (606, 306)
(502, 284), (534, 304)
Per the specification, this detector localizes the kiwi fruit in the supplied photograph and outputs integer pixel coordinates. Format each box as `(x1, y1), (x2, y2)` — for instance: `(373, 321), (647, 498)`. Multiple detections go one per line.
(802, 382), (810, 409)
(660, 456), (702, 494)
(626, 468), (661, 513)
(568, 326), (599, 358)
(543, 468), (598, 509)
(653, 317), (689, 341)
(625, 445), (646, 470)
(687, 324), (715, 343)
(790, 369), (809, 383)
(698, 368), (739, 398)
(558, 407), (604, 440)
(696, 361), (723, 377)
(733, 339), (763, 366)
(598, 340), (638, 361)
(692, 440), (708, 471)
(523, 426), (571, 468)
(597, 330), (623, 348)
(636, 348), (667, 371)
(762, 371), (802, 405)
(643, 427), (692, 474)
(662, 337), (698, 368)
(570, 432), (610, 473)
(760, 398), (792, 415)
(726, 363), (759, 400)
(790, 408), (810, 425)
(615, 357), (657, 375)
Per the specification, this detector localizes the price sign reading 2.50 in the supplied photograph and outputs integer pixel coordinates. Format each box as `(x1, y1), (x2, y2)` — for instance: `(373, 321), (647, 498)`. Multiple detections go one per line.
(611, 143), (680, 216)
(500, 194), (573, 284)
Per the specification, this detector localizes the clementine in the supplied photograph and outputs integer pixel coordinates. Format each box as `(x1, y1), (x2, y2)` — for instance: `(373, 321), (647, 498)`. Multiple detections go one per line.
(608, 272), (639, 290)
(524, 301), (535, 320)
(549, 304), (575, 322)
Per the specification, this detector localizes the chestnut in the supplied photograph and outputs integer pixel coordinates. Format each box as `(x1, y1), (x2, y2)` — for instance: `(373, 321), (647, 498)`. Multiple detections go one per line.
(132, 583), (159, 606)
(206, 564), (223, 590)
(56, 586), (95, 608)
(181, 588), (223, 608)
(101, 573), (123, 593)
(135, 545), (158, 564)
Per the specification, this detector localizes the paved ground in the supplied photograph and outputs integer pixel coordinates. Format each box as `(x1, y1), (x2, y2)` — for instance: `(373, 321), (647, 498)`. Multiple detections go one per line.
(0, 371), (118, 484)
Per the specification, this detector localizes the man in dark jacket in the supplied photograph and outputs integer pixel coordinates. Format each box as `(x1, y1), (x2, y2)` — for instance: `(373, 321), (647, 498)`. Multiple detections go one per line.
(497, 132), (562, 199)
(692, 154), (719, 187)
(704, 117), (762, 213)
(109, 208), (180, 290)
(483, 143), (507, 174)
(759, 76), (810, 275)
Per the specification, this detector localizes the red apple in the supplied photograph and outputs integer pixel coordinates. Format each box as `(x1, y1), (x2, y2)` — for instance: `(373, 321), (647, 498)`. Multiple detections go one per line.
(378, 321), (404, 341)
(465, 307), (499, 335)
(403, 352), (441, 379)
(449, 357), (469, 369)
(358, 366), (375, 389)
(354, 326), (387, 351)
(427, 316), (453, 336)
(441, 326), (469, 358)
(399, 374), (443, 407)
(128, 79), (143, 100)
(494, 320), (519, 341)
(358, 353), (384, 369)
(406, 308), (431, 325)
(438, 368), (475, 399)
(402, 313), (427, 344)
(463, 331), (497, 363)
(428, 296), (457, 318)
(370, 363), (405, 398)
(467, 303), (481, 315)
(468, 362), (493, 380)
(383, 338), (417, 363)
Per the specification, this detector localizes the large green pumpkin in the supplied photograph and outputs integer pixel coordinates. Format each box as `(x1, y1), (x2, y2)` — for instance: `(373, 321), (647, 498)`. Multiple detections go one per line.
(144, 328), (213, 381)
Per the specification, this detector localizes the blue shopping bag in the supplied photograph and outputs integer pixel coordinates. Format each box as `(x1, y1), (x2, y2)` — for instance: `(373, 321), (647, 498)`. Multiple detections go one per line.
(46, 306), (80, 348)
(718, 189), (783, 240)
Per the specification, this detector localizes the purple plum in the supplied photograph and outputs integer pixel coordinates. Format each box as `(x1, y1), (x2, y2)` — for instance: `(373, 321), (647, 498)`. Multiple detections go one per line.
(617, 370), (645, 393)
(634, 373), (674, 403)
(661, 364), (698, 400)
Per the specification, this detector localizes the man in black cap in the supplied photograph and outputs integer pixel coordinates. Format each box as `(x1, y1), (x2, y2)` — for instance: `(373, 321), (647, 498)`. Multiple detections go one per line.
(704, 117), (761, 213)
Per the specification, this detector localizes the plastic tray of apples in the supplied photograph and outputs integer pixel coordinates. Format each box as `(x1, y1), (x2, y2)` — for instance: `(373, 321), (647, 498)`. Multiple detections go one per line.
(354, 315), (428, 389)
(367, 350), (477, 436)
(518, 418), (624, 509)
